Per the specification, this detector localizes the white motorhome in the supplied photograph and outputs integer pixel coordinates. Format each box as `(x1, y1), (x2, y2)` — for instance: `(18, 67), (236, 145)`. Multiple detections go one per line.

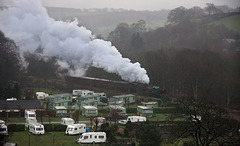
(76, 132), (106, 144)
(28, 122), (45, 135)
(0, 120), (7, 135)
(25, 118), (37, 129)
(65, 124), (86, 135)
(25, 110), (36, 120)
(61, 117), (75, 125)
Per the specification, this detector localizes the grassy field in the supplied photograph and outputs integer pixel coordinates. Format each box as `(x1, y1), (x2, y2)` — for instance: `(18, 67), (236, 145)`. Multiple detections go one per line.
(6, 131), (80, 146)
(211, 14), (240, 33)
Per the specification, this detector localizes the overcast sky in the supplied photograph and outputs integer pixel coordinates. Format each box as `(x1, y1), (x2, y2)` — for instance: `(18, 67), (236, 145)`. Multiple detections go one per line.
(41, 0), (240, 10)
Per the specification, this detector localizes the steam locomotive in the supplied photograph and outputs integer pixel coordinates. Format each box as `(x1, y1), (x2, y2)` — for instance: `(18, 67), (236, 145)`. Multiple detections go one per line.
(65, 76), (166, 98)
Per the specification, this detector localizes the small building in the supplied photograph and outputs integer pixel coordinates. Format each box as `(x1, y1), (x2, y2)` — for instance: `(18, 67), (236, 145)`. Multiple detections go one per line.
(142, 102), (158, 108)
(74, 95), (100, 110)
(54, 106), (67, 117)
(0, 100), (42, 118)
(82, 106), (98, 117)
(45, 93), (72, 110)
(137, 106), (154, 117)
(110, 94), (135, 104)
(108, 101), (124, 106)
(109, 105), (127, 118)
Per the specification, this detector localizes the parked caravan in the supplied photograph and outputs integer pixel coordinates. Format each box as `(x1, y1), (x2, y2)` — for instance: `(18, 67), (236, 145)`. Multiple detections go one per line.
(76, 132), (106, 144)
(127, 116), (146, 122)
(61, 117), (75, 125)
(119, 116), (146, 125)
(93, 117), (106, 128)
(25, 118), (37, 129)
(0, 120), (7, 135)
(25, 110), (36, 120)
(65, 124), (86, 135)
(28, 122), (45, 135)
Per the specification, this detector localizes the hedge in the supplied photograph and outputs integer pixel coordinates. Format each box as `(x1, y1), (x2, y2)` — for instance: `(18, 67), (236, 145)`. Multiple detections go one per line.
(126, 108), (137, 113)
(44, 124), (67, 132)
(153, 107), (176, 114)
(8, 124), (25, 132)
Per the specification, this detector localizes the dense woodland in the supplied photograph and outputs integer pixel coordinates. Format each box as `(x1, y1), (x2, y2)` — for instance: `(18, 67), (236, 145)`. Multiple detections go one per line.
(0, 5), (240, 110)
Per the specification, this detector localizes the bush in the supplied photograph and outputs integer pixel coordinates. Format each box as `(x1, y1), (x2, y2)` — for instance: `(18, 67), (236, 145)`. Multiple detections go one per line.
(153, 107), (176, 114)
(44, 124), (66, 132)
(8, 124), (25, 132)
(53, 124), (67, 131)
(44, 124), (53, 132)
(126, 108), (137, 113)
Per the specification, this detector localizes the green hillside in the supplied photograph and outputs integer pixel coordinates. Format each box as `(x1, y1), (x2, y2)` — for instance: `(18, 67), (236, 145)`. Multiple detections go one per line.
(211, 14), (240, 33)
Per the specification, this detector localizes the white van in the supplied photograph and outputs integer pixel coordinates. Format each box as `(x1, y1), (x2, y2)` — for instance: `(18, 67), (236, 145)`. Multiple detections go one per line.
(29, 122), (45, 135)
(0, 120), (7, 135)
(25, 110), (36, 120)
(61, 118), (75, 125)
(76, 132), (106, 144)
(65, 124), (86, 135)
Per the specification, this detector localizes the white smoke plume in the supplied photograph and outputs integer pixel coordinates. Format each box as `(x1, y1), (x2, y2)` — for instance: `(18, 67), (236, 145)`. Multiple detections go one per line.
(0, 0), (150, 84)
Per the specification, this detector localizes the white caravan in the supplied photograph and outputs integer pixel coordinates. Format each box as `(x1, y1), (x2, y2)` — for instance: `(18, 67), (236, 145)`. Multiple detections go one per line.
(93, 117), (106, 128)
(61, 117), (75, 125)
(0, 120), (7, 135)
(28, 122), (45, 135)
(25, 118), (37, 129)
(119, 116), (146, 125)
(76, 132), (106, 144)
(127, 116), (146, 122)
(25, 110), (36, 120)
(65, 123), (86, 135)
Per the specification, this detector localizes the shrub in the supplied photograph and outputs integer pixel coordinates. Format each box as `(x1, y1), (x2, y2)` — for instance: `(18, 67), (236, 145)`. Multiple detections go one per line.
(153, 107), (176, 114)
(8, 124), (25, 132)
(53, 124), (67, 131)
(44, 124), (53, 132)
(126, 108), (137, 113)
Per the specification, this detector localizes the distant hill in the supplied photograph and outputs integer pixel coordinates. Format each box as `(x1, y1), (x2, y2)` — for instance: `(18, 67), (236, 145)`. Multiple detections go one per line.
(210, 13), (240, 33)
(46, 7), (169, 38)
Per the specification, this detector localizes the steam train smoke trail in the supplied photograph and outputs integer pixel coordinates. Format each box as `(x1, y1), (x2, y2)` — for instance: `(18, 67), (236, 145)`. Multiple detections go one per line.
(0, 0), (150, 84)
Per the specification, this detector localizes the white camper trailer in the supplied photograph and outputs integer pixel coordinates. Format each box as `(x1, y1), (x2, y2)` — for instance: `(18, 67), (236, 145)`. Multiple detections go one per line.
(28, 122), (45, 135)
(25, 110), (36, 120)
(76, 132), (106, 144)
(61, 118), (75, 125)
(127, 116), (146, 122)
(93, 117), (106, 128)
(119, 116), (146, 125)
(65, 124), (86, 135)
(0, 120), (7, 135)
(25, 118), (38, 129)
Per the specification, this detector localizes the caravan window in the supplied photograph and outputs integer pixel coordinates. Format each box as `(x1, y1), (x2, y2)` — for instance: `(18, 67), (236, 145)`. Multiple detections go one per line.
(29, 114), (35, 118)
(95, 136), (97, 139)
(36, 128), (43, 131)
(99, 136), (104, 139)
(90, 135), (92, 138)
(75, 128), (77, 130)
(84, 136), (88, 139)
(0, 128), (6, 131)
